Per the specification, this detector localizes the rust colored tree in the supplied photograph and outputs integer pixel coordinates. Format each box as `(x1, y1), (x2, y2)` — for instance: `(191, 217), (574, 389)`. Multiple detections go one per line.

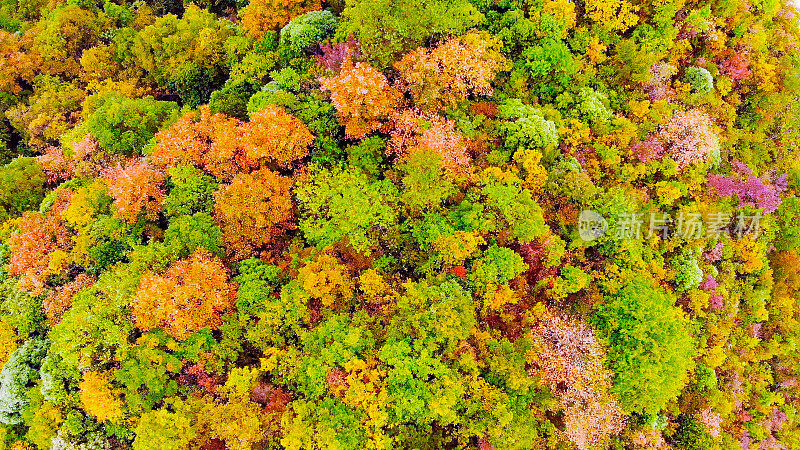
(150, 106), (249, 181)
(105, 159), (165, 223)
(132, 249), (237, 340)
(389, 109), (471, 178)
(43, 273), (96, 326)
(319, 57), (401, 139)
(395, 31), (508, 110)
(7, 204), (73, 294)
(243, 106), (314, 169)
(213, 168), (294, 260)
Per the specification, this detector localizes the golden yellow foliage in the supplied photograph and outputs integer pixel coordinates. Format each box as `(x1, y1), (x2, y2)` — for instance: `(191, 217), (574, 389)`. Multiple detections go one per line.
(530, 0), (576, 39)
(0, 31), (38, 95)
(753, 57), (778, 92)
(586, 35), (608, 64)
(60, 180), (108, 229)
(585, 0), (639, 31)
(10, 442), (34, 450)
(433, 231), (485, 267)
(560, 119), (593, 147)
(79, 371), (124, 423)
(357, 269), (389, 299)
(298, 252), (354, 308)
(514, 148), (547, 190)
(0, 321), (17, 372)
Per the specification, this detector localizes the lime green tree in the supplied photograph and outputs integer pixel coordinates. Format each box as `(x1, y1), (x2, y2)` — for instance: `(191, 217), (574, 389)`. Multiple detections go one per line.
(594, 278), (696, 415)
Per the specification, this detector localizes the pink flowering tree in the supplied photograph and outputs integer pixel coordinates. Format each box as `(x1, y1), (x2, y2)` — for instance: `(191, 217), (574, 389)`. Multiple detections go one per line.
(707, 160), (787, 213)
(630, 135), (665, 162)
(316, 37), (361, 72)
(658, 109), (721, 169)
(528, 314), (626, 449)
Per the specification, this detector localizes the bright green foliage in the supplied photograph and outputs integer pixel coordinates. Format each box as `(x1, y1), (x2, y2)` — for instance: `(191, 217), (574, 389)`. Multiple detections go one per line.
(469, 245), (526, 289)
(379, 339), (460, 424)
(577, 87), (613, 125)
(208, 79), (257, 120)
(281, 397), (368, 450)
(499, 99), (559, 154)
(294, 313), (375, 398)
(672, 415), (714, 450)
(338, 0), (483, 68)
(399, 149), (457, 213)
(683, 67), (714, 94)
(497, 98), (546, 120)
(672, 250), (703, 291)
(29, 5), (101, 77)
(0, 279), (45, 339)
(480, 171), (548, 243)
(22, 386), (62, 449)
(235, 259), (306, 349)
(775, 197), (800, 250)
(0, 338), (48, 425)
(346, 136), (386, 176)
(0, 0), (798, 446)
(487, 8), (539, 55)
(519, 38), (577, 96)
(0, 158), (46, 223)
(228, 46), (280, 87)
(49, 266), (138, 370)
(103, 1), (134, 27)
(84, 216), (141, 274)
(594, 279), (696, 415)
(263, 67), (305, 93)
(163, 166), (219, 219)
(555, 265), (591, 295)
(279, 10), (337, 59)
(389, 279), (475, 353)
(114, 333), (181, 414)
(378, 280), (475, 424)
(133, 401), (197, 450)
(163, 213), (223, 259)
(78, 94), (179, 156)
(247, 89), (298, 115)
(39, 349), (80, 405)
(296, 166), (399, 253)
(234, 257), (282, 319)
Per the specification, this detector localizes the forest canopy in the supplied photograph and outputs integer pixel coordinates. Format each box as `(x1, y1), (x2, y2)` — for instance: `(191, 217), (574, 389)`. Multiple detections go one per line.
(0, 0), (799, 448)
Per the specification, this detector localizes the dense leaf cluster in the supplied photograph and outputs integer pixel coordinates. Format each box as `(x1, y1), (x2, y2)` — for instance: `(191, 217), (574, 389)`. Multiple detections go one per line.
(0, 0), (798, 448)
